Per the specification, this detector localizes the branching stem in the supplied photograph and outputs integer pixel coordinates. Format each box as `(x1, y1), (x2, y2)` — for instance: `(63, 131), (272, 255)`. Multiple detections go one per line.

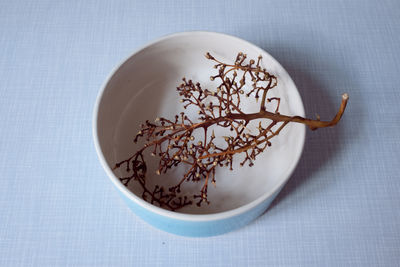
(113, 52), (349, 210)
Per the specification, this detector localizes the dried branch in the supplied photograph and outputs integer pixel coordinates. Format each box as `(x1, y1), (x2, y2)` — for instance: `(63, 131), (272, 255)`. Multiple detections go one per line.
(113, 52), (349, 210)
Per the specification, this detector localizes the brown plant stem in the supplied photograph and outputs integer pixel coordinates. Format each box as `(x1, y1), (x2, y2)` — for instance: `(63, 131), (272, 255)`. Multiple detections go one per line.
(113, 52), (349, 210)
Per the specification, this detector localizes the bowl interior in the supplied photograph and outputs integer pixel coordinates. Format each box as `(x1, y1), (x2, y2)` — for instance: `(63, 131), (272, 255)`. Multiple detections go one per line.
(96, 32), (305, 214)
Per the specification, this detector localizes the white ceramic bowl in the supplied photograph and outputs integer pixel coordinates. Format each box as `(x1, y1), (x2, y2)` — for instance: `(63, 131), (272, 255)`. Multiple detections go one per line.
(93, 31), (305, 236)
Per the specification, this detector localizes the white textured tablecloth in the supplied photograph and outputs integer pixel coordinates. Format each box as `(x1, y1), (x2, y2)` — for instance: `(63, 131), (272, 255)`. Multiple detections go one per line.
(1, 0), (399, 266)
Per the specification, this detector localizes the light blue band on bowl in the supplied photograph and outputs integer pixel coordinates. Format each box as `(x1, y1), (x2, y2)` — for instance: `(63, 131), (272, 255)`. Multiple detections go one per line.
(118, 186), (280, 237)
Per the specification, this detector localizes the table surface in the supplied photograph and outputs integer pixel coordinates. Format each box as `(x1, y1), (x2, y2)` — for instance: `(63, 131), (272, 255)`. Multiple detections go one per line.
(1, 0), (399, 266)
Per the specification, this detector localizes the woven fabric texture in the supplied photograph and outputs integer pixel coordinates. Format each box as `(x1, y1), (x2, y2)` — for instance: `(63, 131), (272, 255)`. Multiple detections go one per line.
(0, 0), (399, 266)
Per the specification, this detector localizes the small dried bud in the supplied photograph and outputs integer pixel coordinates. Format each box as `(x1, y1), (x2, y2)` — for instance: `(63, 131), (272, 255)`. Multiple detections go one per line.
(205, 52), (214, 60)
(190, 136), (195, 141)
(210, 76), (214, 81)
(154, 117), (160, 122)
(174, 155), (180, 160)
(156, 170), (161, 175)
(151, 152), (156, 157)
(239, 90), (244, 94)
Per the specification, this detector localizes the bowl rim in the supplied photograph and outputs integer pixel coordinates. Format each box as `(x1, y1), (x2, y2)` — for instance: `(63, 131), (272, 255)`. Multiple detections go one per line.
(92, 31), (305, 222)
